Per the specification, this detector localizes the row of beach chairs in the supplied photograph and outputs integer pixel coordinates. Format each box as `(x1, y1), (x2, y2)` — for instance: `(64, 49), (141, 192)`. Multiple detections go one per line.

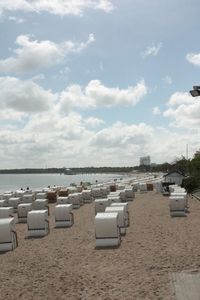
(0, 183), (136, 252)
(94, 188), (135, 247)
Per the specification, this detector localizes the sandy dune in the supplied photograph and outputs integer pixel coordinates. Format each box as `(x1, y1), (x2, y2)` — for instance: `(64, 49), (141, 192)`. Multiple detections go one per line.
(1, 191), (200, 299)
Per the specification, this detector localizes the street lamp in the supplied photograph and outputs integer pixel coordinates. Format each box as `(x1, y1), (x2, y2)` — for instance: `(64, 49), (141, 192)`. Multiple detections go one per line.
(190, 86), (200, 97)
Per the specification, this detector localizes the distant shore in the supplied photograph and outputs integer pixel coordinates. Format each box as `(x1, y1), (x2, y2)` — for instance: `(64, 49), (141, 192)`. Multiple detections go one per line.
(0, 167), (136, 175)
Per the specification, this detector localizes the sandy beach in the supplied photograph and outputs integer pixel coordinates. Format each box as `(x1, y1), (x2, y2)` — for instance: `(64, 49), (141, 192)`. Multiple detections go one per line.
(1, 191), (200, 300)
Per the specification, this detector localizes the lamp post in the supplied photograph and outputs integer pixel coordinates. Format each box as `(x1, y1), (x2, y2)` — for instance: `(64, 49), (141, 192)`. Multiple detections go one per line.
(189, 86), (200, 97)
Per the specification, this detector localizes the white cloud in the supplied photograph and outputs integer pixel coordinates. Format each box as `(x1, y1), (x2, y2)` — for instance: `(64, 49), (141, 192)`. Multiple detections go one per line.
(186, 52), (200, 66)
(0, 0), (114, 17)
(164, 91), (200, 128)
(8, 16), (25, 23)
(153, 106), (161, 115)
(162, 75), (172, 85)
(0, 76), (55, 114)
(0, 34), (95, 74)
(90, 122), (154, 148)
(58, 80), (147, 112)
(84, 117), (105, 127)
(167, 92), (193, 107)
(142, 42), (162, 58)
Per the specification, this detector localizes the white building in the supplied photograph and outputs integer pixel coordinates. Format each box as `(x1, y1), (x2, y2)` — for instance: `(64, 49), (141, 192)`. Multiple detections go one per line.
(140, 156), (151, 166)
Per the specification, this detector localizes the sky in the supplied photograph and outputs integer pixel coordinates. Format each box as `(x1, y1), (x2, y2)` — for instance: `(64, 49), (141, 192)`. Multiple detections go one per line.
(0, 0), (200, 168)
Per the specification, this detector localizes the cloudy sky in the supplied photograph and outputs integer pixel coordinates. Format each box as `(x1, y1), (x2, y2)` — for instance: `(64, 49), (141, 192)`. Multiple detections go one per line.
(0, 0), (200, 168)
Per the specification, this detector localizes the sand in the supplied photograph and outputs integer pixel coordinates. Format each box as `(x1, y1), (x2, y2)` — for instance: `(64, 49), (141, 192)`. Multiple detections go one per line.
(1, 191), (200, 300)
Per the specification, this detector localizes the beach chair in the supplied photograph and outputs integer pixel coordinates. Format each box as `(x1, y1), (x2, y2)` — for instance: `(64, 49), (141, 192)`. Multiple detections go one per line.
(105, 206), (127, 235)
(8, 197), (21, 212)
(0, 218), (18, 252)
(111, 202), (129, 226)
(57, 196), (69, 204)
(95, 198), (111, 215)
(55, 204), (74, 227)
(36, 192), (47, 199)
(81, 190), (93, 203)
(67, 193), (81, 209)
(17, 203), (33, 223)
(95, 212), (121, 247)
(0, 207), (14, 218)
(33, 199), (49, 215)
(0, 200), (7, 207)
(22, 194), (35, 203)
(169, 196), (186, 217)
(27, 210), (49, 237)
(125, 188), (135, 201)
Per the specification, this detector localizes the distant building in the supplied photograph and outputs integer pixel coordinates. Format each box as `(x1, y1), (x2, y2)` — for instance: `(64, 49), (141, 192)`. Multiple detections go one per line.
(140, 156), (151, 166)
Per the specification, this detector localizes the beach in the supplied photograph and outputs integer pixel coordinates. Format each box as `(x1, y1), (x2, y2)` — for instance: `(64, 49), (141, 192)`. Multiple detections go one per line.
(0, 191), (200, 299)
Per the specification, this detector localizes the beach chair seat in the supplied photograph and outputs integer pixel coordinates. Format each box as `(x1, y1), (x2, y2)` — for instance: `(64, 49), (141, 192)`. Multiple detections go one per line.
(33, 199), (49, 215)
(105, 206), (127, 235)
(95, 212), (121, 247)
(55, 204), (74, 227)
(22, 194), (35, 203)
(111, 202), (129, 226)
(95, 198), (111, 215)
(0, 207), (14, 218)
(36, 192), (47, 199)
(27, 210), (49, 237)
(0, 218), (18, 252)
(81, 190), (93, 203)
(8, 197), (21, 211)
(17, 203), (33, 223)
(67, 193), (81, 209)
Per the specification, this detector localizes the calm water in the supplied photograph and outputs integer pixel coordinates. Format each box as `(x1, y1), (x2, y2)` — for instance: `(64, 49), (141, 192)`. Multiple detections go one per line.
(0, 173), (123, 193)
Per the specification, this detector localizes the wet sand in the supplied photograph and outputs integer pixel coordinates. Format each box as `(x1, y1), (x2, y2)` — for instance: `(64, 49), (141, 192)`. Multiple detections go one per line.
(1, 191), (200, 300)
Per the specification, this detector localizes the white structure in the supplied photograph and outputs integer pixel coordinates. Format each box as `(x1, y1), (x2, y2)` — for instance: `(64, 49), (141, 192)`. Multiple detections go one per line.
(57, 196), (69, 205)
(81, 190), (93, 203)
(0, 207), (14, 218)
(169, 196), (186, 217)
(17, 203), (33, 223)
(33, 199), (49, 213)
(140, 156), (151, 166)
(138, 183), (147, 193)
(8, 197), (21, 211)
(95, 212), (121, 247)
(0, 218), (18, 252)
(164, 171), (186, 186)
(36, 192), (47, 199)
(0, 200), (7, 207)
(67, 193), (81, 209)
(105, 206), (126, 235)
(55, 204), (74, 227)
(124, 188), (135, 200)
(95, 198), (111, 215)
(111, 203), (129, 227)
(91, 188), (102, 199)
(27, 210), (49, 237)
(22, 194), (34, 203)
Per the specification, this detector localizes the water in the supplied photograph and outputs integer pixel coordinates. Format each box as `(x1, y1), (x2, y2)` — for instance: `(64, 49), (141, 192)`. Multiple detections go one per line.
(0, 173), (124, 193)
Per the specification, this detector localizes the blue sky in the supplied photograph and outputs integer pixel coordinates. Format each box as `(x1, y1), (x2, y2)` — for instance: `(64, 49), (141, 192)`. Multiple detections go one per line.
(0, 0), (200, 168)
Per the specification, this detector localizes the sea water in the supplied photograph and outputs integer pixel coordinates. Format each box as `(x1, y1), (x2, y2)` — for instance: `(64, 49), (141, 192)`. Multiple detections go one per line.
(0, 173), (123, 193)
